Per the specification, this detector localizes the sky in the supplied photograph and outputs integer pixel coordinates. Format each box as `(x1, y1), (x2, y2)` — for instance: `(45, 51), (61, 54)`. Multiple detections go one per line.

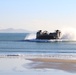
(0, 0), (76, 31)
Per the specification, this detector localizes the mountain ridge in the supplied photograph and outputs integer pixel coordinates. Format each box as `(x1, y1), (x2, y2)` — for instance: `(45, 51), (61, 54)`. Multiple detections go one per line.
(0, 28), (31, 33)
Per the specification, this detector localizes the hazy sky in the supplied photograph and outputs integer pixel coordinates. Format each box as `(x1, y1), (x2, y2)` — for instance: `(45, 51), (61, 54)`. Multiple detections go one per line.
(0, 0), (76, 31)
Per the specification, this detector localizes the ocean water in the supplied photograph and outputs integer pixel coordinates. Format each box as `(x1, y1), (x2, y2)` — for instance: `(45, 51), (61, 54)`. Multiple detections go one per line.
(0, 32), (76, 75)
(0, 33), (76, 55)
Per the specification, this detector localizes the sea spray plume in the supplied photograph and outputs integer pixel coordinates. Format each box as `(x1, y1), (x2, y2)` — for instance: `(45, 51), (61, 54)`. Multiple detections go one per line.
(25, 28), (76, 41)
(61, 27), (76, 41)
(25, 33), (36, 40)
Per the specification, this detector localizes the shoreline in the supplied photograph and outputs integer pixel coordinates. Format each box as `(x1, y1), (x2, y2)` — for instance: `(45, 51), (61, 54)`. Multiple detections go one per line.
(0, 54), (76, 73)
(28, 58), (76, 63)
(27, 58), (76, 73)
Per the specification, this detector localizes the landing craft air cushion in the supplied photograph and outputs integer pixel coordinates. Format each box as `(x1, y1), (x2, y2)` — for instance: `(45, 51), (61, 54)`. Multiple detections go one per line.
(36, 30), (61, 40)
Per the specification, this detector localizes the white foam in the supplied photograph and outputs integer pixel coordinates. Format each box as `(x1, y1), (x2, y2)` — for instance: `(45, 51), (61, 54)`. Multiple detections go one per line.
(0, 54), (76, 60)
(24, 54), (76, 60)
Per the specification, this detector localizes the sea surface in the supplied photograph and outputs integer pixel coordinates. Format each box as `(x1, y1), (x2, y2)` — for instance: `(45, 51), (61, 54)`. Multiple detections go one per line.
(0, 33), (76, 55)
(0, 33), (76, 75)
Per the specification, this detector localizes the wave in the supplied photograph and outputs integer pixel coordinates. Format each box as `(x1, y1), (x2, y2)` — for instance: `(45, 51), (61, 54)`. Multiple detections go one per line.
(25, 28), (76, 42)
(0, 53), (76, 60)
